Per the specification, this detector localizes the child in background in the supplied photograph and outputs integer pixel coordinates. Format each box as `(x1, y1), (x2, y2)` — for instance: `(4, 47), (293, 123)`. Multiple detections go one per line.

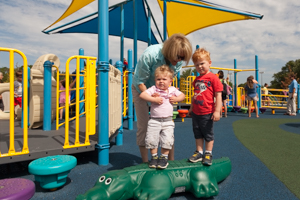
(14, 70), (23, 108)
(244, 75), (259, 118)
(188, 48), (223, 166)
(139, 65), (185, 169)
(217, 70), (228, 117)
(59, 78), (76, 120)
(262, 83), (271, 106)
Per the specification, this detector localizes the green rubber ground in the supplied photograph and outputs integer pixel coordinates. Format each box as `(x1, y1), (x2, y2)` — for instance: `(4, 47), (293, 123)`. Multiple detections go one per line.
(233, 118), (300, 199)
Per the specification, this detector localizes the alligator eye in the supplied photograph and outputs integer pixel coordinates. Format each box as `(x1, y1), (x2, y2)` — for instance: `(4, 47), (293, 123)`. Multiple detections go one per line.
(99, 176), (105, 182)
(105, 178), (112, 185)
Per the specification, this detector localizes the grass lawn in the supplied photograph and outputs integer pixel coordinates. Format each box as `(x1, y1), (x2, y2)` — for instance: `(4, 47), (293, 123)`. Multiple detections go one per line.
(233, 118), (300, 199)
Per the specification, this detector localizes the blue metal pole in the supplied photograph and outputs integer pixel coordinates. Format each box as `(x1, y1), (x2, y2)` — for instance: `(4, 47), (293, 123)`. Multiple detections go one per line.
(79, 48), (84, 115)
(196, 45), (200, 76)
(297, 84), (300, 114)
(255, 55), (259, 84)
(257, 84), (261, 113)
(255, 55), (261, 109)
(163, 0), (167, 41)
(115, 61), (123, 146)
(234, 59), (237, 106)
(133, 0), (137, 68)
(128, 50), (133, 130)
(120, 4), (124, 62)
(97, 0), (110, 166)
(147, 6), (151, 46)
(43, 61), (53, 131)
(21, 67), (30, 128)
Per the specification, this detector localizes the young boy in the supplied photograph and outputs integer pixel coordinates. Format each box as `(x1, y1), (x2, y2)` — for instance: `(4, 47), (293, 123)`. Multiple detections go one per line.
(140, 65), (185, 169)
(188, 48), (223, 166)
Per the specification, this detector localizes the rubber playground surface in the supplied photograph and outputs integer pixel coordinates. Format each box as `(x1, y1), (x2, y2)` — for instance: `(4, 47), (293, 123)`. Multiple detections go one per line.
(0, 109), (299, 200)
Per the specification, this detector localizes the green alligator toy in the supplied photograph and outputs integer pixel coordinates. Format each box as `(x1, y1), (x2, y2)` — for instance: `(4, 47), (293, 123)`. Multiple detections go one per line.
(76, 157), (231, 200)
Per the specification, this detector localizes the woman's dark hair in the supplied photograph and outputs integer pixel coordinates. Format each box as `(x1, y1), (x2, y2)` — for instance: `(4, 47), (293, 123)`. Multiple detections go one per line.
(218, 70), (224, 79)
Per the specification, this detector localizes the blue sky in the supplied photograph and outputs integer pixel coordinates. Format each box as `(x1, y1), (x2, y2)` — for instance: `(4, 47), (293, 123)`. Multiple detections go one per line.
(1, 0), (300, 85)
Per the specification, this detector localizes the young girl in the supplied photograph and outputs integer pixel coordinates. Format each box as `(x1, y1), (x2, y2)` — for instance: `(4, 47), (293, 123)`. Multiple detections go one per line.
(139, 65), (185, 169)
(244, 75), (259, 118)
(59, 78), (76, 120)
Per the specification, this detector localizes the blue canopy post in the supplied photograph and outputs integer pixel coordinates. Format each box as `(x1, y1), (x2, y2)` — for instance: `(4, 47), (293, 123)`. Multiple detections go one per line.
(255, 55), (261, 110)
(43, 61), (53, 131)
(196, 45), (200, 76)
(120, 4), (124, 63)
(147, 4), (151, 46)
(96, 0), (110, 166)
(115, 60), (124, 146)
(127, 49), (134, 130)
(163, 0), (167, 41)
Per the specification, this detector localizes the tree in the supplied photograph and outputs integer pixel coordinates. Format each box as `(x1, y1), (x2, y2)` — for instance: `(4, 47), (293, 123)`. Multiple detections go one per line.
(270, 59), (300, 89)
(181, 68), (197, 79)
(0, 65), (33, 83)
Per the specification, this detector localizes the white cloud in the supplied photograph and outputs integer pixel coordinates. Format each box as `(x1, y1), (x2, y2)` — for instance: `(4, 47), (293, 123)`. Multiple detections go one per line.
(0, 0), (300, 85)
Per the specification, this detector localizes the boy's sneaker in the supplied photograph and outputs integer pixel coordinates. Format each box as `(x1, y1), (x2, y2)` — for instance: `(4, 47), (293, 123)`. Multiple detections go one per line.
(157, 155), (169, 169)
(189, 151), (203, 163)
(202, 152), (212, 166)
(149, 155), (158, 168)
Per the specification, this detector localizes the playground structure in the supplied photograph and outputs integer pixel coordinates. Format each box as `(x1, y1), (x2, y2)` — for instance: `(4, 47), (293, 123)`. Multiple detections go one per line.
(0, 47), (128, 165)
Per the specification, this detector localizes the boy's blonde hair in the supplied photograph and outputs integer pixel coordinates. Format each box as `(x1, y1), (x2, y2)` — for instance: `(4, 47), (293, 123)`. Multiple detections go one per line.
(192, 48), (211, 63)
(162, 33), (192, 65)
(155, 65), (174, 79)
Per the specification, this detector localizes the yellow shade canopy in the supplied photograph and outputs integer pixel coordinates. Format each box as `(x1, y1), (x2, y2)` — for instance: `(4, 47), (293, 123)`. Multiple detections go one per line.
(44, 0), (94, 30)
(157, 0), (262, 37)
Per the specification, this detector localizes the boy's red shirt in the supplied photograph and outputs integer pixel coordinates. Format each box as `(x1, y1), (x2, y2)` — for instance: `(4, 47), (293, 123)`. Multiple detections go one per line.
(192, 72), (223, 115)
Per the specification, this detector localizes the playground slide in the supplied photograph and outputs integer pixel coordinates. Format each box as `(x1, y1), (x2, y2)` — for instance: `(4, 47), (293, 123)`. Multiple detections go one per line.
(29, 54), (59, 128)
(0, 83), (10, 119)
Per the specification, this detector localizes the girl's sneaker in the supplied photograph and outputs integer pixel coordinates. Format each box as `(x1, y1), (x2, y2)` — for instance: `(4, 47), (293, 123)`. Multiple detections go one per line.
(202, 152), (212, 166)
(157, 155), (169, 169)
(149, 155), (158, 168)
(189, 151), (203, 163)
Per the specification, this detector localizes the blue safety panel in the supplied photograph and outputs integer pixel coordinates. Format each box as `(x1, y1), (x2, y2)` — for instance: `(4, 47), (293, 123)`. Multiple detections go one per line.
(28, 155), (77, 175)
(57, 0), (159, 45)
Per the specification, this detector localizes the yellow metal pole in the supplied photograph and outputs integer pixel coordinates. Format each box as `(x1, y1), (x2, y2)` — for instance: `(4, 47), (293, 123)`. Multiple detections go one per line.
(51, 66), (60, 130)
(17, 50), (29, 153)
(9, 51), (15, 154)
(75, 57), (80, 145)
(64, 57), (71, 147)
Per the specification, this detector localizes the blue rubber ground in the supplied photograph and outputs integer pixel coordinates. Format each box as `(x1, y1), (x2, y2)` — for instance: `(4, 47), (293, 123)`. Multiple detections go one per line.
(0, 110), (299, 200)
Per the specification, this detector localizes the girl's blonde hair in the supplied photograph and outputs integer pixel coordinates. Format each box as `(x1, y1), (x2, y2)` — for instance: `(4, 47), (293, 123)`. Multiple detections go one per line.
(247, 75), (254, 89)
(162, 33), (192, 65)
(155, 65), (174, 79)
(192, 48), (211, 63)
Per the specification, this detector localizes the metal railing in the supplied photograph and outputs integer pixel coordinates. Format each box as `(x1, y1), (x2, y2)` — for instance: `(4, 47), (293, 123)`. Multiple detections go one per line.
(0, 47), (29, 157)
(61, 55), (97, 149)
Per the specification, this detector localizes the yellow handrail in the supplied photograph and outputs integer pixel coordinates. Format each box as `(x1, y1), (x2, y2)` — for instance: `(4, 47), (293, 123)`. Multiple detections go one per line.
(123, 71), (128, 117)
(61, 55), (97, 149)
(0, 47), (29, 157)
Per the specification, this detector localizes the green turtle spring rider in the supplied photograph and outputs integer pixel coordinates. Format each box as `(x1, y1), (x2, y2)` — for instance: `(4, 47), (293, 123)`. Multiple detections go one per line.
(76, 157), (231, 200)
